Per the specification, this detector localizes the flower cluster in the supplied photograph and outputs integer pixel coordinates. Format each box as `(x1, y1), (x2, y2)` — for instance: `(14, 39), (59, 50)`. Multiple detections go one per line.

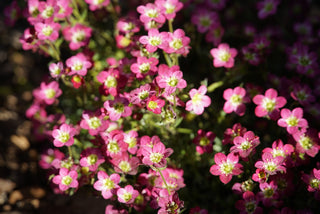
(5, 0), (320, 213)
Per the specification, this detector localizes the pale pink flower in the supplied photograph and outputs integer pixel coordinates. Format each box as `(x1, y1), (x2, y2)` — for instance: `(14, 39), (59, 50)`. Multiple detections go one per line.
(262, 139), (294, 159)
(130, 56), (158, 79)
(139, 29), (168, 53)
(66, 53), (92, 76)
(62, 24), (92, 50)
(230, 131), (260, 159)
(85, 0), (110, 11)
(80, 110), (108, 136)
(155, 0), (183, 20)
(79, 148), (105, 172)
(103, 96), (132, 121)
(34, 21), (61, 41)
(117, 185), (139, 204)
(164, 29), (191, 56)
(185, 85), (211, 115)
(156, 64), (187, 95)
(277, 107), (308, 134)
(140, 142), (173, 168)
(210, 43), (238, 68)
(123, 130), (139, 154)
(33, 81), (62, 105)
(93, 171), (120, 199)
(252, 88), (287, 120)
(56, 0), (73, 19)
(137, 3), (166, 25)
(110, 152), (140, 175)
(210, 152), (243, 184)
(49, 62), (64, 78)
(255, 152), (286, 175)
(52, 168), (78, 191)
(293, 129), (320, 157)
(223, 86), (250, 116)
(52, 123), (77, 147)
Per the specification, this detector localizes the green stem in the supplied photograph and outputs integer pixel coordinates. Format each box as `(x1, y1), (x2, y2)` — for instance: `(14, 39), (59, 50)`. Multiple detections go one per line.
(68, 146), (73, 160)
(163, 51), (172, 67)
(158, 168), (171, 195)
(71, 0), (82, 20)
(168, 19), (174, 33)
(48, 41), (60, 61)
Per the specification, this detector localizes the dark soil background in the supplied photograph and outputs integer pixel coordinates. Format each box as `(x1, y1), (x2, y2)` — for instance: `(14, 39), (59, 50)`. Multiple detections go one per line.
(0, 9), (108, 214)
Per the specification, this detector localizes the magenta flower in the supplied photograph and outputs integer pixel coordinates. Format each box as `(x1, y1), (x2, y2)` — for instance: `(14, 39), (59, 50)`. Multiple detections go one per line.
(230, 131), (260, 159)
(93, 171), (120, 199)
(157, 190), (184, 214)
(141, 142), (173, 168)
(49, 62), (64, 78)
(262, 139), (294, 160)
(110, 152), (140, 175)
(223, 86), (250, 116)
(52, 123), (77, 147)
(38, 0), (59, 20)
(56, 0), (73, 19)
(139, 29), (168, 53)
(79, 110), (108, 136)
(102, 130), (127, 158)
(301, 168), (320, 192)
(117, 185), (139, 204)
(130, 56), (158, 79)
(33, 81), (62, 105)
(210, 43), (238, 68)
(155, 0), (183, 20)
(290, 84), (315, 106)
(104, 96), (132, 121)
(156, 64), (187, 95)
(210, 152), (243, 184)
(96, 68), (126, 97)
(79, 148), (105, 172)
(62, 24), (92, 50)
(129, 84), (155, 105)
(163, 29), (191, 55)
(191, 9), (219, 33)
(205, 24), (224, 47)
(34, 21), (61, 41)
(137, 3), (166, 25)
(277, 107), (308, 134)
(146, 95), (165, 114)
(255, 152), (286, 175)
(252, 88), (287, 120)
(293, 129), (320, 157)
(257, 181), (279, 207)
(192, 129), (215, 154)
(235, 191), (263, 214)
(257, 0), (280, 19)
(123, 130), (139, 154)
(185, 85), (211, 115)
(85, 0), (110, 11)
(222, 123), (247, 145)
(52, 168), (78, 191)
(252, 169), (267, 183)
(66, 53), (92, 76)
(39, 148), (65, 169)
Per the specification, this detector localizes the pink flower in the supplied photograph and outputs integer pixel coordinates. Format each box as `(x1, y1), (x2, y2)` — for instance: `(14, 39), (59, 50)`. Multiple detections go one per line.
(301, 168), (320, 192)
(52, 168), (79, 191)
(34, 21), (61, 41)
(85, 0), (110, 11)
(262, 139), (294, 160)
(222, 123), (247, 145)
(110, 152), (140, 175)
(141, 142), (173, 168)
(235, 191), (263, 214)
(191, 9), (219, 33)
(56, 0), (73, 19)
(205, 24), (224, 47)
(52, 123), (77, 147)
(79, 148), (105, 172)
(185, 85), (211, 115)
(252, 88), (287, 120)
(210, 152), (243, 184)
(257, 181), (279, 207)
(139, 29), (168, 53)
(254, 152), (286, 175)
(277, 107), (308, 134)
(38, 0), (59, 20)
(137, 3), (166, 25)
(155, 0), (183, 20)
(62, 24), (92, 50)
(79, 110), (108, 136)
(93, 171), (120, 199)
(33, 81), (62, 105)
(66, 53), (92, 76)
(137, 135), (162, 157)
(210, 43), (238, 68)
(104, 96), (132, 121)
(156, 64), (187, 95)
(192, 129), (215, 154)
(164, 29), (190, 55)
(130, 56), (158, 79)
(257, 0), (280, 19)
(146, 95), (165, 114)
(102, 130), (128, 158)
(117, 185), (139, 204)
(49, 62), (64, 78)
(230, 131), (260, 159)
(293, 129), (320, 157)
(123, 130), (139, 154)
(116, 17), (140, 34)
(129, 84), (156, 105)
(223, 87), (250, 116)
(155, 167), (185, 191)
(157, 190), (184, 214)
(39, 148), (65, 169)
